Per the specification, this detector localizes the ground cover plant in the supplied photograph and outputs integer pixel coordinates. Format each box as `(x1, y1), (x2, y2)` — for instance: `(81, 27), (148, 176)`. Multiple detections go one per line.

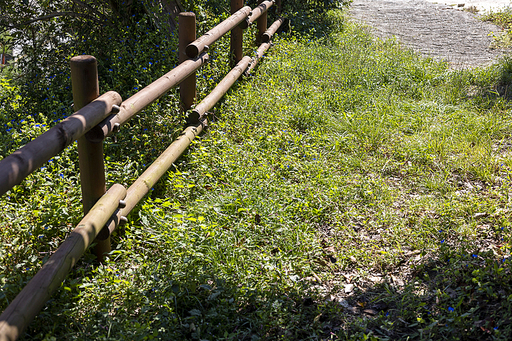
(3, 2), (512, 340)
(481, 7), (512, 48)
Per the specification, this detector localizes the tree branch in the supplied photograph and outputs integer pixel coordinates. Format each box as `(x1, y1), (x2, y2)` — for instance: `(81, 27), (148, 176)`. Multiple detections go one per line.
(69, 0), (108, 22)
(3, 11), (106, 29)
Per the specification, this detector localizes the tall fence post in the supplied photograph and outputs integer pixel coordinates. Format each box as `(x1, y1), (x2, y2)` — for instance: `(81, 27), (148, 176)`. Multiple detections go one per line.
(179, 12), (197, 113)
(230, 0), (243, 66)
(70, 55), (109, 261)
(256, 0), (268, 44)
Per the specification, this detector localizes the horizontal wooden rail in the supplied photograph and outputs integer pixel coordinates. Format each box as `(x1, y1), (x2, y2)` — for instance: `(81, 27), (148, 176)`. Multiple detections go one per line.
(247, 18), (283, 75)
(105, 122), (205, 234)
(0, 1), (282, 338)
(190, 56), (252, 123)
(0, 91), (122, 197)
(0, 184), (127, 341)
(262, 18), (284, 43)
(104, 20), (281, 237)
(87, 54), (209, 142)
(186, 6), (252, 59)
(247, 43), (272, 75)
(104, 27), (281, 233)
(240, 0), (274, 29)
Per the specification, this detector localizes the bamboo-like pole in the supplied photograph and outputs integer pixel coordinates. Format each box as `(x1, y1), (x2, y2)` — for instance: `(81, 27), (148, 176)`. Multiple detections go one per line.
(262, 18), (284, 43)
(240, 1), (274, 29)
(0, 184), (127, 341)
(86, 54), (209, 142)
(256, 0), (268, 44)
(70, 55), (110, 260)
(230, 0), (244, 66)
(246, 19), (283, 75)
(189, 56), (251, 123)
(246, 42), (272, 75)
(0, 3), (285, 338)
(104, 123), (205, 234)
(179, 12), (197, 112)
(186, 6), (251, 59)
(0, 91), (121, 198)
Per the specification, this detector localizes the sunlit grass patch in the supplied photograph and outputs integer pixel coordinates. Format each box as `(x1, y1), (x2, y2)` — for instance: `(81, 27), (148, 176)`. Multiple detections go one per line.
(3, 7), (512, 340)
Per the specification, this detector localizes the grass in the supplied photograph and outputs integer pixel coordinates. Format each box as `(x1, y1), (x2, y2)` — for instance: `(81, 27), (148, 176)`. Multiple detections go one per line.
(3, 6), (512, 341)
(481, 7), (512, 48)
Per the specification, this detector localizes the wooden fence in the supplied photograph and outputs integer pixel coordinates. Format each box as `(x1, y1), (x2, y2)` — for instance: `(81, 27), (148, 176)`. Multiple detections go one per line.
(0, 1), (283, 339)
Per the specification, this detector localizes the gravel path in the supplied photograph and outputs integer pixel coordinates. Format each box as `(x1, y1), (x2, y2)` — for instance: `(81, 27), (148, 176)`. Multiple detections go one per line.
(349, 0), (508, 68)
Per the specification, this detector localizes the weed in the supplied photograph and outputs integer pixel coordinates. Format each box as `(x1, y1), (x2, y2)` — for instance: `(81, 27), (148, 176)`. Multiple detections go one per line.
(2, 5), (512, 341)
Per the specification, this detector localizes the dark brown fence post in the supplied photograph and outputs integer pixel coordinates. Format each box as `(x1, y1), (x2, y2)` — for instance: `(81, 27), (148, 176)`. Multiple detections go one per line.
(230, 0), (243, 66)
(179, 12), (197, 113)
(70, 55), (109, 261)
(256, 0), (268, 44)
(276, 0), (282, 14)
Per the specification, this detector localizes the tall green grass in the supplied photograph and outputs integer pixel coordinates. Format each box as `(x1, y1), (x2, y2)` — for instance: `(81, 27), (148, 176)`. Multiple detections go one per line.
(2, 8), (512, 340)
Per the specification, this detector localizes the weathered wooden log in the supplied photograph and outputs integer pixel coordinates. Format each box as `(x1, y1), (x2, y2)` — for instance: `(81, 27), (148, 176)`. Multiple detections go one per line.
(0, 184), (127, 341)
(256, 0), (268, 44)
(239, 1), (274, 29)
(230, 0), (244, 66)
(262, 18), (284, 43)
(245, 42), (272, 75)
(186, 6), (251, 58)
(86, 53), (209, 142)
(105, 122), (205, 234)
(0, 91), (121, 198)
(189, 56), (252, 123)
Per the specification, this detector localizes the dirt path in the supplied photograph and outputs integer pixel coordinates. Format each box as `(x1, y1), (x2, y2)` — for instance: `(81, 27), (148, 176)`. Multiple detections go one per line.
(349, 0), (508, 68)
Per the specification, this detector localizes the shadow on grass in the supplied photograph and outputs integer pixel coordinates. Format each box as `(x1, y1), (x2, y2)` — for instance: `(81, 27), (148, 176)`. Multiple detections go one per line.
(326, 250), (511, 340)
(21, 237), (511, 341)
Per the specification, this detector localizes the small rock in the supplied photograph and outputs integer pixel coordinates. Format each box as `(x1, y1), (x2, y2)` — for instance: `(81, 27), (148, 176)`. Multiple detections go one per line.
(372, 301), (388, 310)
(391, 275), (404, 286)
(344, 283), (355, 293)
(363, 309), (378, 316)
(446, 288), (457, 299)
(347, 306), (359, 314)
(368, 276), (383, 283)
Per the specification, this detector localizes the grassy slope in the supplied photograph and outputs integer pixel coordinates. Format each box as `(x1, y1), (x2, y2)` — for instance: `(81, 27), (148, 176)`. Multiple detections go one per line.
(482, 6), (512, 48)
(3, 7), (512, 341)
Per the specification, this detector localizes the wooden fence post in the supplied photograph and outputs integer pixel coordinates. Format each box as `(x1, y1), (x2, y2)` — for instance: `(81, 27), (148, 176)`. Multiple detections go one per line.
(230, 0), (243, 66)
(70, 55), (109, 261)
(256, 0), (268, 44)
(179, 12), (197, 113)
